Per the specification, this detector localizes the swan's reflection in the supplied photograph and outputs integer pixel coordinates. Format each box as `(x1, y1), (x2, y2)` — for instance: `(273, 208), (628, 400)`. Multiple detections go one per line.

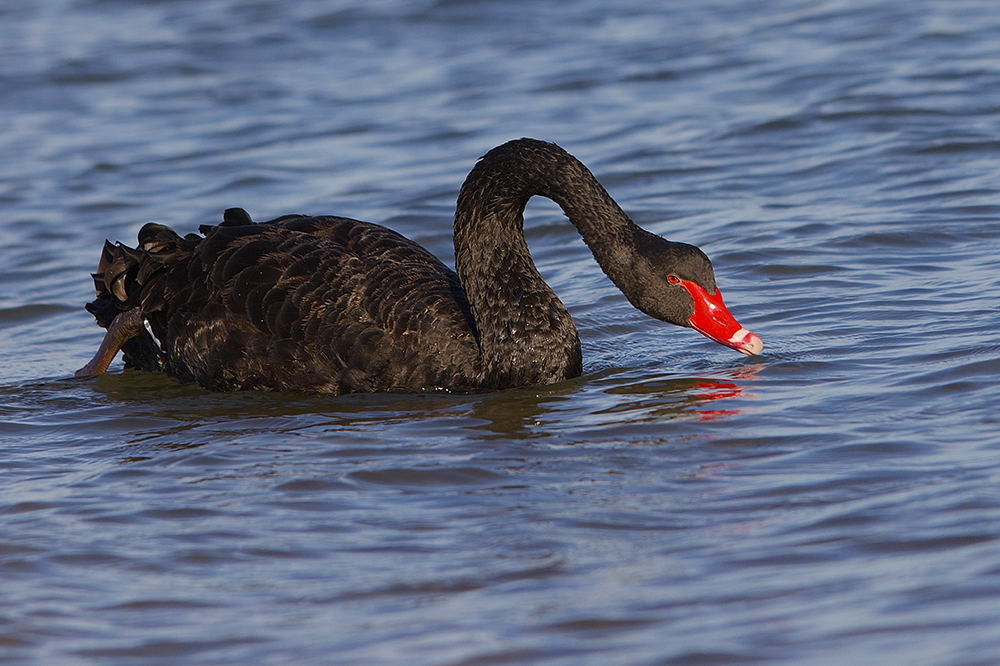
(468, 365), (762, 439)
(72, 363), (761, 456)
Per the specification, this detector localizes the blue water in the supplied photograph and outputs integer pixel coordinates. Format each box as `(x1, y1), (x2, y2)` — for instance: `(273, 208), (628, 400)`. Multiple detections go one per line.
(2, 0), (1000, 664)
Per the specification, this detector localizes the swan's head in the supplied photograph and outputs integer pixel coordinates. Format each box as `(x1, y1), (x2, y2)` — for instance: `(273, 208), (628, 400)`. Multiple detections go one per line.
(624, 232), (763, 356)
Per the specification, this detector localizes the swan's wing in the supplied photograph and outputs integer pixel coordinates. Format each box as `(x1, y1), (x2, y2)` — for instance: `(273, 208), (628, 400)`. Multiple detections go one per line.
(90, 215), (481, 392)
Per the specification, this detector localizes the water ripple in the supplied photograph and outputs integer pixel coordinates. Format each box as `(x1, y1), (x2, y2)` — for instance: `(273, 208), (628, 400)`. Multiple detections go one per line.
(2, 0), (1000, 664)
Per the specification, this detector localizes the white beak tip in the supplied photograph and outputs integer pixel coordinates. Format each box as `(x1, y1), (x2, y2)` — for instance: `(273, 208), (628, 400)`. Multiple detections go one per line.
(731, 328), (763, 356)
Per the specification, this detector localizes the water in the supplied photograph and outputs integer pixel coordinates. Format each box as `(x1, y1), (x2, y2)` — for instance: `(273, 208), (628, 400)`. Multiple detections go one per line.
(2, 0), (999, 663)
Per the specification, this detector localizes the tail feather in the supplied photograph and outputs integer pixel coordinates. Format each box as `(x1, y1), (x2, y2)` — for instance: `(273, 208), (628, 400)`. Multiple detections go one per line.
(83, 217), (209, 373)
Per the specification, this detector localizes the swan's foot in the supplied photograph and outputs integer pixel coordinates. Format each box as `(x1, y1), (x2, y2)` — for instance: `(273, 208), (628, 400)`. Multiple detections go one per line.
(75, 308), (146, 377)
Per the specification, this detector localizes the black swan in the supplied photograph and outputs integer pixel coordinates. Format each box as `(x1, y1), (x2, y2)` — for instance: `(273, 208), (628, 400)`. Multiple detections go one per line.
(76, 139), (762, 393)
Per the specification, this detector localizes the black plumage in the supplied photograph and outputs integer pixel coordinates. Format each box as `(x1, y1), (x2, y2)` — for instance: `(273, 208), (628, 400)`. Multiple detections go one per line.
(78, 138), (760, 393)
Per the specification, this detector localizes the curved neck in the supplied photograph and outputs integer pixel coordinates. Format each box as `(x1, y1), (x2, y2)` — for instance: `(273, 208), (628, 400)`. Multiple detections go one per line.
(453, 139), (640, 387)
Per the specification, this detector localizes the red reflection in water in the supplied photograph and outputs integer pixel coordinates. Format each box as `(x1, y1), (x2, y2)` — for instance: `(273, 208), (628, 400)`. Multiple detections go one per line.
(692, 367), (761, 421)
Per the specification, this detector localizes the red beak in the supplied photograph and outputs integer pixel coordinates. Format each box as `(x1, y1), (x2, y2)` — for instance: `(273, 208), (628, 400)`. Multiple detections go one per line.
(679, 280), (763, 355)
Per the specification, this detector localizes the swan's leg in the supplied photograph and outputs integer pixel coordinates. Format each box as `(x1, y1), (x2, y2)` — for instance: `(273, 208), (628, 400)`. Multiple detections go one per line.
(75, 308), (146, 377)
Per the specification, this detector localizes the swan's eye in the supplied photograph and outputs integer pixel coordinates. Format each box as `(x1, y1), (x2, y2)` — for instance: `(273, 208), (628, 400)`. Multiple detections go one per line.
(667, 274), (681, 284)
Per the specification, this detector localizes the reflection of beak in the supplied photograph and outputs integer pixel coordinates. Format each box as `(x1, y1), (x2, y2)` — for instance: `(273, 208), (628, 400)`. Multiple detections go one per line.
(680, 280), (763, 355)
(693, 378), (747, 421)
(695, 380), (743, 402)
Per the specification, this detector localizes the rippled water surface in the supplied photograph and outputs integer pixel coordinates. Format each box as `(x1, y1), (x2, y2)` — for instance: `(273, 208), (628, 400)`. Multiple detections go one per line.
(3, 0), (1000, 664)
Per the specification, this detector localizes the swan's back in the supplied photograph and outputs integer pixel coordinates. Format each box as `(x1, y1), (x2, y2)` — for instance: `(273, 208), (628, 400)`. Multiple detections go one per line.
(90, 210), (482, 393)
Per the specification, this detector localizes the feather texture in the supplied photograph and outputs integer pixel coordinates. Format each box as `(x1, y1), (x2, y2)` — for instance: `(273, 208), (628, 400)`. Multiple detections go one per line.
(80, 139), (756, 393)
